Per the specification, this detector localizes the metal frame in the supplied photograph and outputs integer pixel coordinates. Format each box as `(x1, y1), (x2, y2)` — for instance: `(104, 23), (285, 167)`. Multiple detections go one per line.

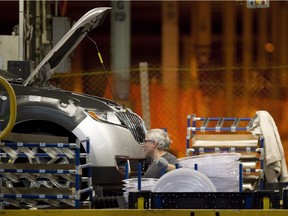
(0, 138), (92, 209)
(186, 114), (265, 191)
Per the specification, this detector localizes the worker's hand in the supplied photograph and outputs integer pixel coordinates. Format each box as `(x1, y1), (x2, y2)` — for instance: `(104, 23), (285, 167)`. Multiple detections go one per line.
(155, 157), (169, 169)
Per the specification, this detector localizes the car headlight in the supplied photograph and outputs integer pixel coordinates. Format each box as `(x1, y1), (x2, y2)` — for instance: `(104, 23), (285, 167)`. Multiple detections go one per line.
(86, 110), (122, 125)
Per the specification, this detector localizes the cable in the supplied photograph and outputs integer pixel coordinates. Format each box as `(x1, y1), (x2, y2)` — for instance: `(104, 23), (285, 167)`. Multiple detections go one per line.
(85, 35), (117, 105)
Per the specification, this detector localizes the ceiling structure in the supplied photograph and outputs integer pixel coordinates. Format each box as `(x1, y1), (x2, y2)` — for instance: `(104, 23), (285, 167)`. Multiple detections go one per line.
(0, 1), (194, 69)
(0, 1), (269, 70)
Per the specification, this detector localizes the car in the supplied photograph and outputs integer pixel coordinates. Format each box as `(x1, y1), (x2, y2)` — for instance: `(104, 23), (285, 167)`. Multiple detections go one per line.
(0, 7), (146, 197)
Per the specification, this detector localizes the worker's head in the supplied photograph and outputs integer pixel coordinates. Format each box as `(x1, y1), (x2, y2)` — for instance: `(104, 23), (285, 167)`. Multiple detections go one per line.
(142, 129), (172, 157)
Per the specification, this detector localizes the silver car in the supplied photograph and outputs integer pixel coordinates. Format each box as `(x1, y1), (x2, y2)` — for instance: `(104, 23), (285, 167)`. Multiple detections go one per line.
(0, 7), (146, 196)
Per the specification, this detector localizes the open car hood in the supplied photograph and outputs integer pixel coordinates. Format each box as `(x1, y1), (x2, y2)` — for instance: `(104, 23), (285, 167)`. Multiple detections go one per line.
(23, 7), (111, 86)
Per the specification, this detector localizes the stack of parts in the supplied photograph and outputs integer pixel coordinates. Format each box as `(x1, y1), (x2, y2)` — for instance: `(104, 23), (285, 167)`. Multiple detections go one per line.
(188, 134), (262, 191)
(122, 178), (158, 203)
(179, 153), (240, 192)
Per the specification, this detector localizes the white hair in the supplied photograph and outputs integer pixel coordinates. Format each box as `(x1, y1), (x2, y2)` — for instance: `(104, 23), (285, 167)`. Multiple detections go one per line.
(146, 128), (172, 151)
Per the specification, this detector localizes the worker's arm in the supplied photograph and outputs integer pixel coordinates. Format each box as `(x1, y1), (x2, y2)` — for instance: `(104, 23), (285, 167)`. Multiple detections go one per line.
(166, 163), (176, 172)
(155, 157), (177, 172)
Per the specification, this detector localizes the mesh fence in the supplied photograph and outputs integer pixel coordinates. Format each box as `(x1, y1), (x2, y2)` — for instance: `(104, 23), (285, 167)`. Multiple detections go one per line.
(51, 63), (288, 164)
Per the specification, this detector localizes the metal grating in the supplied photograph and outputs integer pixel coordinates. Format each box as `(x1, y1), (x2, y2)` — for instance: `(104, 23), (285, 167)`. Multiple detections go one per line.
(115, 112), (146, 143)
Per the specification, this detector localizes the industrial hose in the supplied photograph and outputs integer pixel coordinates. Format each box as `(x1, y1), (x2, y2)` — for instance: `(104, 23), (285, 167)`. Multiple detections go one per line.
(0, 76), (17, 140)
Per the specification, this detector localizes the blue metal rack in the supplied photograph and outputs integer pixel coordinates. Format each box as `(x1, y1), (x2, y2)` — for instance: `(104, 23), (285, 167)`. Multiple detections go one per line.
(0, 138), (92, 209)
(186, 114), (265, 191)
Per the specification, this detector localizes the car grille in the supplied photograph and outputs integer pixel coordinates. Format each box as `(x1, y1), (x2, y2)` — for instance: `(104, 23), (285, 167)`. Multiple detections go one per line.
(115, 112), (146, 143)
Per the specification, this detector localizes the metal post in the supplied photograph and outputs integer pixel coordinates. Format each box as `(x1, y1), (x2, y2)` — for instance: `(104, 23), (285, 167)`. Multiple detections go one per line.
(137, 163), (141, 191)
(111, 0), (131, 101)
(140, 62), (150, 129)
(19, 0), (24, 60)
(239, 163), (243, 192)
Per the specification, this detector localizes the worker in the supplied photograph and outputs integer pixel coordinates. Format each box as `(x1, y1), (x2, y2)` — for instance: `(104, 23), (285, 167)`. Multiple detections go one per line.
(142, 128), (178, 178)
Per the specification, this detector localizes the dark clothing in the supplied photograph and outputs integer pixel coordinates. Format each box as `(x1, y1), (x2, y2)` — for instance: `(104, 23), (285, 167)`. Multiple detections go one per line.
(144, 152), (178, 178)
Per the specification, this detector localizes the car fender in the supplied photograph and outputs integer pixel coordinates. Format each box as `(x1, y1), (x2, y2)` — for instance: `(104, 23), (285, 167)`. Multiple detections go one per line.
(14, 96), (145, 167)
(14, 95), (86, 131)
(73, 115), (145, 167)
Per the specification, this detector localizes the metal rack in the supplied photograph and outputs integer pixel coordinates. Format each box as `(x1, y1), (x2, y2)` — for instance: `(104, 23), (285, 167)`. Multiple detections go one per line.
(186, 114), (265, 191)
(0, 138), (92, 209)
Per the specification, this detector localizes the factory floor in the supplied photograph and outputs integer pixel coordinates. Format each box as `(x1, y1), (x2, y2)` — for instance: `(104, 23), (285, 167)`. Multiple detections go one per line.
(1, 209), (288, 216)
